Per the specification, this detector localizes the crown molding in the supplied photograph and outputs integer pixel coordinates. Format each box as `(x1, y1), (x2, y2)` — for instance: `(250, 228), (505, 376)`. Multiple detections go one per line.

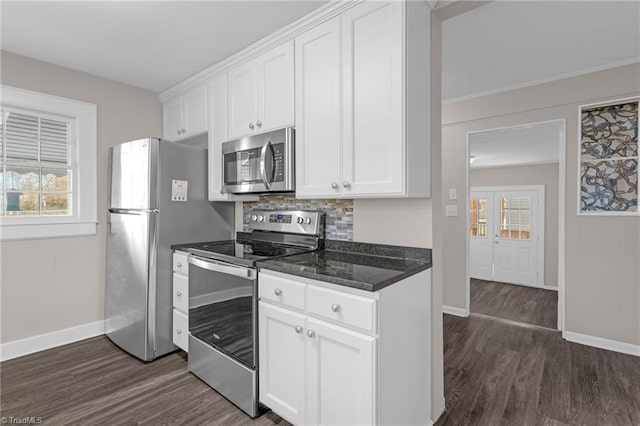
(159, 0), (362, 102)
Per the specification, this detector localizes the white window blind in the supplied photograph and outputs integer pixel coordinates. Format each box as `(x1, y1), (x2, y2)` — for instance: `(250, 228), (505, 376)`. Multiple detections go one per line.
(1, 109), (73, 217)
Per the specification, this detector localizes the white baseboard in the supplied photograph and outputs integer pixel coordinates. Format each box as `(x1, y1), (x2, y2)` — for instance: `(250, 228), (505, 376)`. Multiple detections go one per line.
(564, 330), (640, 357)
(442, 305), (469, 317)
(0, 320), (105, 362)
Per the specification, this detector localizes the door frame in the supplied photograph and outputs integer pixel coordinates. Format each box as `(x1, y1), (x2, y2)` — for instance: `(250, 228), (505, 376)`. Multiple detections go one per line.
(470, 185), (546, 288)
(465, 119), (567, 332)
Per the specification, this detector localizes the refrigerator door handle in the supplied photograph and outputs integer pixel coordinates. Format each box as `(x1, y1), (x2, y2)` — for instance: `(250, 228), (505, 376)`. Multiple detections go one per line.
(188, 255), (256, 280)
(108, 208), (159, 215)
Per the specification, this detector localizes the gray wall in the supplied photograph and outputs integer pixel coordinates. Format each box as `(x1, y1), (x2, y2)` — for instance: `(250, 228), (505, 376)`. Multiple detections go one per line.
(0, 51), (162, 343)
(441, 63), (640, 346)
(470, 163), (559, 287)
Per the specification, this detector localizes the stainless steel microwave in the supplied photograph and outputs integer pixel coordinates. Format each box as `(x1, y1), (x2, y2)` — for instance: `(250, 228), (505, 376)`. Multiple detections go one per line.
(221, 127), (294, 194)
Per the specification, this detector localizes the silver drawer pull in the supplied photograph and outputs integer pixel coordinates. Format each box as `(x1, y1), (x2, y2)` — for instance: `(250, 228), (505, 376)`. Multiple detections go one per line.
(307, 330), (315, 338)
(295, 326), (303, 334)
(176, 262), (182, 268)
(176, 291), (183, 297)
(274, 288), (282, 296)
(176, 329), (182, 335)
(331, 304), (340, 312)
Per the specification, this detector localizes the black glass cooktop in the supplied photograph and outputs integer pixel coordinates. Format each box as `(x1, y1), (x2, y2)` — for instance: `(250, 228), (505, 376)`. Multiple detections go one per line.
(187, 239), (312, 267)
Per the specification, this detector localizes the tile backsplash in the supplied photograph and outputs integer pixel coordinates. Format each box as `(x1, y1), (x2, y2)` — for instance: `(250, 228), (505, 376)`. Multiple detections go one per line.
(243, 196), (353, 241)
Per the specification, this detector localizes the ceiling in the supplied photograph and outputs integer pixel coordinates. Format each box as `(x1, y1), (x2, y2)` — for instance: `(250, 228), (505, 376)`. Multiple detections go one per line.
(1, 1), (638, 98)
(0, 1), (326, 92)
(442, 1), (640, 101)
(469, 121), (563, 169)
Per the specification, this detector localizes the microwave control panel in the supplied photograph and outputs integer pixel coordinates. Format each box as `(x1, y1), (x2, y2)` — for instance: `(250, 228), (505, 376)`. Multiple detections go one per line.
(273, 143), (284, 183)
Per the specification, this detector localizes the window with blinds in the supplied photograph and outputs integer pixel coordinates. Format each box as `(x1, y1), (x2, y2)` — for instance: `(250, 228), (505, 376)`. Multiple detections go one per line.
(0, 109), (73, 216)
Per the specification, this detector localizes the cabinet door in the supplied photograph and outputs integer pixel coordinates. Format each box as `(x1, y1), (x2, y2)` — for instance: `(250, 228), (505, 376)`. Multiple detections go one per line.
(162, 96), (183, 141)
(208, 74), (231, 201)
(257, 40), (294, 133)
(259, 302), (306, 426)
(182, 85), (208, 139)
(294, 16), (343, 198)
(228, 62), (258, 139)
(172, 309), (189, 352)
(306, 318), (376, 426)
(342, 1), (404, 196)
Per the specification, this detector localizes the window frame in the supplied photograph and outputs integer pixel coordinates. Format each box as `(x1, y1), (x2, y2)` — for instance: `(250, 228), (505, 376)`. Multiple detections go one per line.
(577, 96), (639, 216)
(0, 85), (97, 240)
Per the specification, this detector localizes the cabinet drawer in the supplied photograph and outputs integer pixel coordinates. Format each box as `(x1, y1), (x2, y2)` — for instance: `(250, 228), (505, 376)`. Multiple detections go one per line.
(259, 272), (306, 311)
(173, 252), (188, 275)
(307, 285), (377, 333)
(173, 309), (189, 352)
(173, 273), (188, 313)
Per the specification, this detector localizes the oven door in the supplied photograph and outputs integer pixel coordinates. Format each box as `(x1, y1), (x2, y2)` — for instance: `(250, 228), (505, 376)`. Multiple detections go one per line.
(221, 127), (294, 194)
(187, 255), (257, 369)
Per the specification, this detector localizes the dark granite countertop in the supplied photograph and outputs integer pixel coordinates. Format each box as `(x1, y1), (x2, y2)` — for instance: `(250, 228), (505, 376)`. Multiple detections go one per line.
(256, 240), (432, 292)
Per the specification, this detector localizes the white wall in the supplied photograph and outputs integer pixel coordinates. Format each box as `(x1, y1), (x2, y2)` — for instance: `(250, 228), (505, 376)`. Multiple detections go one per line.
(441, 63), (640, 347)
(0, 52), (162, 344)
(470, 163), (559, 287)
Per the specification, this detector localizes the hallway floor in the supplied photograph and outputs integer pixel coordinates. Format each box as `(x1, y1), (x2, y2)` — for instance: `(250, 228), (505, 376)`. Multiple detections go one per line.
(471, 278), (557, 329)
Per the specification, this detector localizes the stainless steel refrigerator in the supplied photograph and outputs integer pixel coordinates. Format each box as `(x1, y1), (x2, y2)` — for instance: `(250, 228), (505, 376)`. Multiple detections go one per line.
(105, 138), (233, 361)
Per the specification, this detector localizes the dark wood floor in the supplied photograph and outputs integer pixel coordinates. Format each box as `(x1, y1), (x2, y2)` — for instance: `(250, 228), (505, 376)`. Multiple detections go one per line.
(0, 337), (291, 426)
(471, 278), (558, 329)
(3, 317), (639, 425)
(436, 314), (640, 426)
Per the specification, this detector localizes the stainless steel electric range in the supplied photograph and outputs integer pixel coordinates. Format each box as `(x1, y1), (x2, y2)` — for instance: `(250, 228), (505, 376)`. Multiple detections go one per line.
(185, 209), (323, 417)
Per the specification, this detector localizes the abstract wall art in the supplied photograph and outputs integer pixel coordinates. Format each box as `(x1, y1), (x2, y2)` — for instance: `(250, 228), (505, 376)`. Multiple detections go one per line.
(579, 99), (639, 214)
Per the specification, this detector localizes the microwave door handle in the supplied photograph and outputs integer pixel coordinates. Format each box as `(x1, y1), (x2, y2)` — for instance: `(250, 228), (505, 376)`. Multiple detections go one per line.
(260, 139), (274, 189)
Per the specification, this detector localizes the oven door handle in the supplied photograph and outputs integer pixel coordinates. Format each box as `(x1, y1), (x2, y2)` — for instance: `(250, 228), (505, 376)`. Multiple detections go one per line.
(188, 255), (256, 280)
(259, 138), (274, 190)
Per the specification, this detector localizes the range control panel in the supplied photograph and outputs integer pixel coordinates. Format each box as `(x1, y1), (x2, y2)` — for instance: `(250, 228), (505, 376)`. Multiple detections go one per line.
(249, 210), (322, 235)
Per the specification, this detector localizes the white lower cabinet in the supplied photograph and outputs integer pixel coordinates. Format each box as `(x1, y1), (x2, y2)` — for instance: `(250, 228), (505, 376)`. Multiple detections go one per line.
(172, 251), (189, 352)
(259, 269), (431, 425)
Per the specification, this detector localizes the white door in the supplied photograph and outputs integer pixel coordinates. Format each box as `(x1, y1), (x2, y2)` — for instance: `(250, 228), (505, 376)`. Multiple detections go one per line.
(306, 318), (375, 426)
(469, 187), (543, 287)
(342, 1), (404, 196)
(469, 191), (494, 281)
(162, 96), (183, 141)
(257, 41), (294, 133)
(182, 85), (208, 139)
(294, 16), (343, 198)
(228, 62), (258, 139)
(258, 302), (306, 426)
(493, 191), (540, 286)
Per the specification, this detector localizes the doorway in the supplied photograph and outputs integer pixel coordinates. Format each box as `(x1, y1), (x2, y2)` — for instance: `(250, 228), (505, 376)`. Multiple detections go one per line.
(465, 120), (566, 330)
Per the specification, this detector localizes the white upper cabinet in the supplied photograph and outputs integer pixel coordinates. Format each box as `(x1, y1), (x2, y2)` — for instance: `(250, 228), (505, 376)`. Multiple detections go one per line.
(295, 0), (431, 198)
(162, 84), (208, 141)
(228, 41), (294, 140)
(294, 16), (342, 198)
(208, 74), (229, 201)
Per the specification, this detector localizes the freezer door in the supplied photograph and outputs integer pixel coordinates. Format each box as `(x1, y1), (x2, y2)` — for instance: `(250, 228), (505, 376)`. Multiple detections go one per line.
(105, 210), (157, 361)
(108, 138), (159, 209)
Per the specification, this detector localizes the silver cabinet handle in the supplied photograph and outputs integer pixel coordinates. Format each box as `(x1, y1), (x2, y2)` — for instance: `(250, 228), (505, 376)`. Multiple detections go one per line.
(176, 329), (182, 335)
(295, 326), (303, 334)
(177, 129), (181, 135)
(176, 262), (182, 268)
(331, 304), (340, 312)
(331, 182), (339, 189)
(343, 181), (351, 188)
(307, 330), (315, 338)
(176, 291), (182, 297)
(256, 120), (262, 127)
(181, 128), (186, 134)
(249, 122), (255, 130)
(274, 288), (282, 296)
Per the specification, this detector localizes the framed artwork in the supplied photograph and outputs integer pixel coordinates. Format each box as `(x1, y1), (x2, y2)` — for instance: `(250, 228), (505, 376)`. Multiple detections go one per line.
(579, 97), (639, 215)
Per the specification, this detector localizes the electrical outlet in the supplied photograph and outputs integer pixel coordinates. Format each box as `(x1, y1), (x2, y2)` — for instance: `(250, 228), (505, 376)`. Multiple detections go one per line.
(445, 205), (458, 217)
